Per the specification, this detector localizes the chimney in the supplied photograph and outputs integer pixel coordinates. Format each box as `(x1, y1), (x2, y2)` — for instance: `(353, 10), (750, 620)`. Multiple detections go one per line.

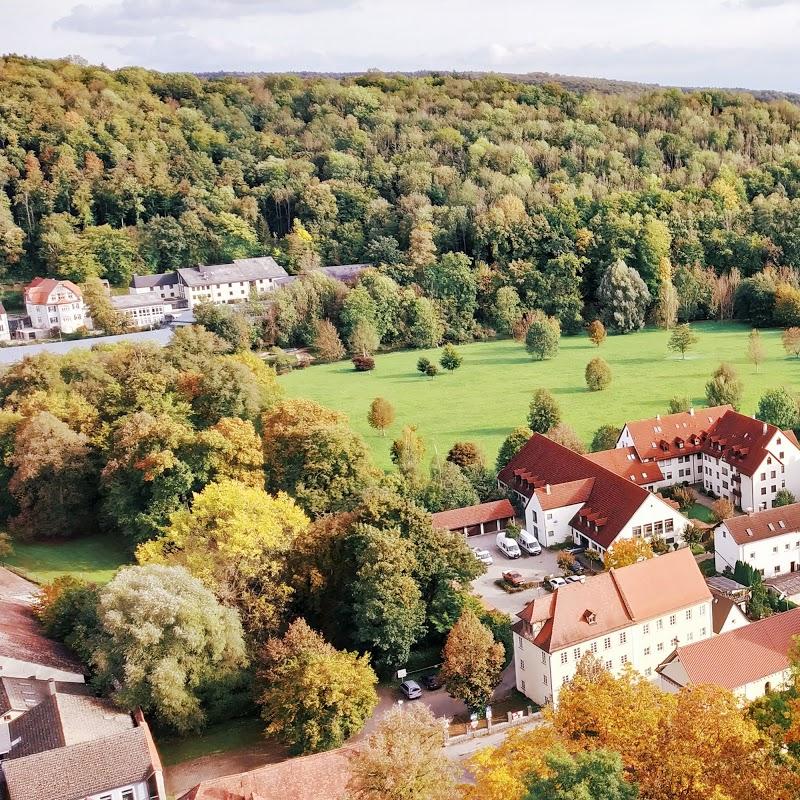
(763, 422), (768, 435)
(656, 414), (661, 421)
(689, 408), (695, 416)
(47, 678), (56, 696)
(545, 483), (551, 495)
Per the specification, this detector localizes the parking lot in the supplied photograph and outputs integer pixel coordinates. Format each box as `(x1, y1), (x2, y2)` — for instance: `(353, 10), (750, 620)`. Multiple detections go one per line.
(468, 532), (563, 616)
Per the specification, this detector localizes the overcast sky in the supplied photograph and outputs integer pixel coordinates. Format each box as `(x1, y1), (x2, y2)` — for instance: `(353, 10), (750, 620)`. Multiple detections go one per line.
(3, 0), (800, 90)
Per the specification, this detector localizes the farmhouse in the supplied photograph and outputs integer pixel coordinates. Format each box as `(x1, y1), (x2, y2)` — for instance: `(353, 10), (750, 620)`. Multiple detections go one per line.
(498, 434), (689, 554)
(431, 498), (515, 537)
(512, 548), (712, 706)
(22, 278), (90, 336)
(617, 406), (800, 512)
(714, 503), (800, 577)
(657, 606), (800, 700)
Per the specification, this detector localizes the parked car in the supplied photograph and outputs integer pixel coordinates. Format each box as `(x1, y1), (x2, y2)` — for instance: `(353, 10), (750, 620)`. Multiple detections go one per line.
(569, 561), (585, 575)
(566, 546), (586, 556)
(517, 529), (542, 555)
(400, 680), (422, 699)
(566, 574), (586, 584)
(502, 570), (526, 587)
(421, 673), (444, 690)
(544, 575), (568, 591)
(496, 532), (521, 559)
(471, 547), (494, 566)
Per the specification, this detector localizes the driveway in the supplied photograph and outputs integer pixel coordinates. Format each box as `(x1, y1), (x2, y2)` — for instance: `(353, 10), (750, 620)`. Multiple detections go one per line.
(468, 532), (562, 616)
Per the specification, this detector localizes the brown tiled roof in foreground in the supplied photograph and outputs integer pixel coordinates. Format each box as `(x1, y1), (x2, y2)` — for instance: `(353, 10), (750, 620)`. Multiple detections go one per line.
(498, 434), (665, 549)
(3, 727), (156, 800)
(179, 747), (356, 800)
(431, 498), (514, 530)
(660, 606), (800, 690)
(722, 502), (800, 545)
(517, 548), (711, 652)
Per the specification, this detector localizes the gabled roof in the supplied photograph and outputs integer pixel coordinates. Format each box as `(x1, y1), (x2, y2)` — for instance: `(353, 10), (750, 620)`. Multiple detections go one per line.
(177, 256), (288, 287)
(498, 434), (664, 549)
(658, 606), (800, 690)
(24, 278), (83, 306)
(179, 746), (356, 800)
(0, 677), (88, 717)
(585, 446), (665, 486)
(3, 726), (157, 800)
(431, 499), (515, 530)
(721, 502), (800, 545)
(516, 548), (711, 652)
(622, 405), (731, 461)
(711, 595), (749, 635)
(129, 272), (179, 289)
(701, 410), (786, 477)
(534, 478), (595, 511)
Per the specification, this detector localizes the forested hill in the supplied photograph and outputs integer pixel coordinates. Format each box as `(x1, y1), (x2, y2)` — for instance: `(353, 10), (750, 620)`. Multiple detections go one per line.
(4, 54), (800, 333)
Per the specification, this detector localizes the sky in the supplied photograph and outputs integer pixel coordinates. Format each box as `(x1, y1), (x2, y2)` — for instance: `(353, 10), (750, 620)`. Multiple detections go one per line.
(3, 0), (800, 91)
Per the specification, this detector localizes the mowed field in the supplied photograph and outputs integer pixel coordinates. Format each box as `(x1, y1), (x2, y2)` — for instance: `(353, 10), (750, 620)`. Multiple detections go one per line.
(280, 321), (800, 470)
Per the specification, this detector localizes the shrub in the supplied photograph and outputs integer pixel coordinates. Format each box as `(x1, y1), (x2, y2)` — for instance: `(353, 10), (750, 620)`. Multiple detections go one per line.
(670, 485), (697, 512)
(710, 497), (734, 522)
(585, 357), (612, 391)
(425, 363), (439, 378)
(416, 357), (431, 375)
(525, 313), (561, 360)
(447, 441), (483, 469)
(440, 344), (463, 372)
(352, 354), (375, 371)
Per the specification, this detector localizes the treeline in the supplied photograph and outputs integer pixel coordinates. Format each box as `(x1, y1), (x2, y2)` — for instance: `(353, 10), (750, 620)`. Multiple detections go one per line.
(5, 57), (800, 334)
(3, 332), (508, 742)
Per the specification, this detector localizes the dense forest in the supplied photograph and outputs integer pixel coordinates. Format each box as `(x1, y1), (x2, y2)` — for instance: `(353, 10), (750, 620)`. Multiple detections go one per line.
(5, 56), (800, 339)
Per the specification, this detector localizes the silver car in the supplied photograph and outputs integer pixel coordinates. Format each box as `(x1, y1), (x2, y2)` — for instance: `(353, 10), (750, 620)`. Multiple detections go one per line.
(471, 547), (494, 566)
(400, 680), (422, 699)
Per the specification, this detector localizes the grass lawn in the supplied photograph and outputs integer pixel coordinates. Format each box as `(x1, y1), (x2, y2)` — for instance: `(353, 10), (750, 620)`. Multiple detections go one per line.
(156, 716), (266, 767)
(280, 321), (800, 470)
(686, 503), (716, 524)
(5, 533), (130, 584)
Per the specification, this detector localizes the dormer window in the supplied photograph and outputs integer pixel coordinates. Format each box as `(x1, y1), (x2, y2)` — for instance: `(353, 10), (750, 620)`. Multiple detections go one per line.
(584, 610), (597, 625)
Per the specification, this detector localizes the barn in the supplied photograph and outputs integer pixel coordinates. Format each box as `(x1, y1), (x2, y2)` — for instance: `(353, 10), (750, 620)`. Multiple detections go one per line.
(431, 498), (516, 537)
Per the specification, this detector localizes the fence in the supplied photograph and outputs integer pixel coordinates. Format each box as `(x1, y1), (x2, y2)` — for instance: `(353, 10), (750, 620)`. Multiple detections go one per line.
(445, 707), (541, 745)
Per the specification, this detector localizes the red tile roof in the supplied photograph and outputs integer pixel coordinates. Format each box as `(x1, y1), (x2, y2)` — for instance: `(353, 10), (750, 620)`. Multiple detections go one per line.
(431, 499), (515, 531)
(179, 747), (355, 800)
(24, 278), (82, 306)
(534, 478), (595, 511)
(721, 503), (800, 545)
(700, 410), (783, 477)
(585, 446), (664, 486)
(516, 548), (711, 653)
(623, 405), (731, 461)
(498, 434), (669, 549)
(659, 606), (800, 690)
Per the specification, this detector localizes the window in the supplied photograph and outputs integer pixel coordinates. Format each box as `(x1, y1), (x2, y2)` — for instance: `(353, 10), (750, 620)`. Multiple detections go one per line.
(687, 632), (693, 642)
(774, 546), (779, 553)
(762, 487), (767, 495)
(518, 634), (524, 647)
(701, 627), (707, 636)
(562, 675), (570, 685)
(620, 655), (628, 664)
(771, 470), (777, 479)
(657, 642), (664, 651)
(671, 637), (679, 647)
(644, 646), (651, 656)
(590, 642), (598, 653)
(619, 631), (627, 644)
(669, 614), (676, 626)
(546, 513), (553, 520)
(122, 793), (135, 800)
(685, 609), (692, 620)
(761, 472), (767, 481)
(643, 623), (650, 634)
(645, 667), (653, 676)
(657, 618), (664, 630)
(700, 605), (706, 616)
(573, 647), (581, 660)
(632, 526), (642, 537)
(775, 565), (781, 573)
(750, 552), (756, 559)
(541, 651), (546, 663)
(543, 674), (548, 685)
(561, 652), (568, 664)
(520, 660), (525, 670)
(605, 660), (613, 669)
(604, 636), (611, 649)
(520, 679), (526, 691)
(665, 519), (674, 532)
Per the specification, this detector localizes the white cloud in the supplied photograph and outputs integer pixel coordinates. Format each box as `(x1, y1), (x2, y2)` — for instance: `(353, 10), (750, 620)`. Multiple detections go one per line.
(56, 0), (358, 36)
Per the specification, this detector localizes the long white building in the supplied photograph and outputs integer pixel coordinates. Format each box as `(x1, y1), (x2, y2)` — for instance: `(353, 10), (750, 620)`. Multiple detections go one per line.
(513, 548), (712, 706)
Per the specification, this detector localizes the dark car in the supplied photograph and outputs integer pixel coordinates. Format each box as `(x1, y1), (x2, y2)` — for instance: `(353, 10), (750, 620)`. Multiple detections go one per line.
(569, 561), (585, 575)
(421, 673), (444, 690)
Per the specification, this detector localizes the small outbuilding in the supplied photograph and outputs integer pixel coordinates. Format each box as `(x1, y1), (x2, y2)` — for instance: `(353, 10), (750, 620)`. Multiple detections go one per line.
(431, 499), (515, 537)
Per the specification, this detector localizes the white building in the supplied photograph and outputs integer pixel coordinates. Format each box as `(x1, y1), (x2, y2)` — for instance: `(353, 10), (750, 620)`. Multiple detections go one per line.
(714, 503), (800, 577)
(498, 434), (689, 556)
(0, 303), (11, 342)
(23, 278), (89, 335)
(110, 294), (176, 329)
(129, 256), (290, 310)
(617, 406), (800, 512)
(512, 548), (712, 706)
(658, 606), (800, 701)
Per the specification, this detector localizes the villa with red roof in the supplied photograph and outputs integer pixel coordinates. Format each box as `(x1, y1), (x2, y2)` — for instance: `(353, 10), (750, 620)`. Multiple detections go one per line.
(617, 406), (800, 512)
(23, 278), (89, 336)
(657, 606), (800, 700)
(513, 548), (712, 706)
(498, 434), (689, 554)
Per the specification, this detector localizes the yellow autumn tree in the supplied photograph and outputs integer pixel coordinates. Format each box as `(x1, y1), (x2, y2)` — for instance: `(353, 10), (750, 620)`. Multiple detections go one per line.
(137, 479), (309, 637)
(603, 537), (654, 570)
(193, 417), (264, 488)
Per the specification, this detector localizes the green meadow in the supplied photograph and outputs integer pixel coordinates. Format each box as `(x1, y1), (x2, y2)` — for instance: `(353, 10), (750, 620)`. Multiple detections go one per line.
(280, 322), (800, 470)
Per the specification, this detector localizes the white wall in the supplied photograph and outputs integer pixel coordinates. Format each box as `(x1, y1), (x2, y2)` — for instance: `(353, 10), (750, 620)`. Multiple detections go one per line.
(715, 523), (800, 577)
(526, 496), (584, 547)
(514, 598), (712, 706)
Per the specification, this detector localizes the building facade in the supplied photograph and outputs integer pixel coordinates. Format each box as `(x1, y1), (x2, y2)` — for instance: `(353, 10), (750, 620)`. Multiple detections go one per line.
(498, 434), (689, 555)
(0, 303), (10, 342)
(23, 278), (89, 335)
(513, 549), (712, 706)
(110, 295), (177, 329)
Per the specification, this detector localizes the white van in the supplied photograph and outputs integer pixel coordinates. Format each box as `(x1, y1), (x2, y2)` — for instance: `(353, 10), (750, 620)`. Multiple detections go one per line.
(496, 532), (521, 559)
(517, 529), (542, 556)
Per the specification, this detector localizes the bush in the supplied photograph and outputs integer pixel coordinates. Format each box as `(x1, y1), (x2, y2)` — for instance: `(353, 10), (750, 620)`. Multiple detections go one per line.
(416, 357), (431, 375)
(525, 313), (561, 360)
(352, 354), (375, 371)
(670, 485), (697, 512)
(774, 489), (796, 507)
(711, 497), (734, 522)
(440, 344), (463, 372)
(425, 363), (439, 378)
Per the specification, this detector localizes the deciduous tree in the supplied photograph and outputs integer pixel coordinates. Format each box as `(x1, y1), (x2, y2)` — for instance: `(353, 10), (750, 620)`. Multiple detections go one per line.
(667, 323), (698, 359)
(748, 328), (766, 373)
(587, 319), (606, 347)
(528, 388), (561, 434)
(757, 387), (799, 430)
(585, 357), (612, 391)
(604, 538), (654, 569)
(705, 362), (743, 410)
(496, 426), (533, 472)
(782, 327), (800, 359)
(525, 313), (560, 360)
(367, 397), (395, 436)
(591, 424), (621, 452)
